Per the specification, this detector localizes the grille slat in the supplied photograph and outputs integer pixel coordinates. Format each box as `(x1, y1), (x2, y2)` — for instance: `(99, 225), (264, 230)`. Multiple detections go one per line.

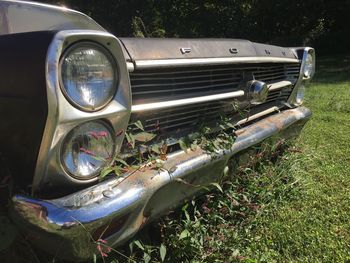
(132, 81), (242, 96)
(130, 63), (300, 105)
(145, 110), (225, 132)
(127, 62), (300, 145)
(132, 76), (242, 88)
(145, 105), (225, 123)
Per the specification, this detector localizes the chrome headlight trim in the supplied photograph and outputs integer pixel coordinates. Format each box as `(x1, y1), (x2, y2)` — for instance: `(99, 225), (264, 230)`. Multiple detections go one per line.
(59, 41), (119, 112)
(287, 47), (315, 106)
(295, 84), (306, 105)
(33, 30), (131, 192)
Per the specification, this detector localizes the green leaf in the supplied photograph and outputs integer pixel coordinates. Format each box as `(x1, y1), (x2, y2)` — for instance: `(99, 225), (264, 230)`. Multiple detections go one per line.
(129, 242), (134, 254)
(133, 132), (156, 142)
(179, 229), (190, 240)
(125, 132), (136, 148)
(178, 139), (188, 151)
(226, 122), (236, 129)
(100, 168), (113, 179)
(93, 253), (97, 263)
(210, 182), (223, 193)
(143, 252), (151, 263)
(113, 166), (122, 176)
(182, 203), (189, 211)
(134, 240), (144, 250)
(91, 155), (106, 162)
(151, 144), (160, 154)
(160, 244), (167, 262)
(134, 120), (145, 131)
(114, 157), (128, 166)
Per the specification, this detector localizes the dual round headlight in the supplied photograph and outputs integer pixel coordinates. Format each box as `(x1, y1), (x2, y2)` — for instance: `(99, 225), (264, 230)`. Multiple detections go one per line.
(59, 42), (118, 180)
(60, 42), (118, 111)
(61, 121), (115, 180)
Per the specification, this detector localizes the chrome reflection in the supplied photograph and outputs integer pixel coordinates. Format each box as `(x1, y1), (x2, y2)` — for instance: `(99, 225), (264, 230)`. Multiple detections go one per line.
(12, 107), (312, 260)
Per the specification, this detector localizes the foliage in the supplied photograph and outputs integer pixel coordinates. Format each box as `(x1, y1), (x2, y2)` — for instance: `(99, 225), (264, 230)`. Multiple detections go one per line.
(40, 0), (350, 54)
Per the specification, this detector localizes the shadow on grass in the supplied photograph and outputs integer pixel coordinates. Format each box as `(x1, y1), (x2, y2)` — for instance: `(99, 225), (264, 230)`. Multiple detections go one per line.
(314, 53), (350, 83)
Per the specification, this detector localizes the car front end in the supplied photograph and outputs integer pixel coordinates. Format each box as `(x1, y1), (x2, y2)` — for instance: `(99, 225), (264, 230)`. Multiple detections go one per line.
(0, 1), (315, 260)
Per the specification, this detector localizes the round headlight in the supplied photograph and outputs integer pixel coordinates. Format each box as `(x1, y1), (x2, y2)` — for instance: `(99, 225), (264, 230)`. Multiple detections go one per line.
(295, 85), (305, 105)
(303, 53), (314, 78)
(60, 42), (118, 111)
(61, 121), (115, 180)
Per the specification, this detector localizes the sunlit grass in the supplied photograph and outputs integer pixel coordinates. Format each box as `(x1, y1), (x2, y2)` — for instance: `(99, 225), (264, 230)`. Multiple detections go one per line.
(105, 55), (350, 263)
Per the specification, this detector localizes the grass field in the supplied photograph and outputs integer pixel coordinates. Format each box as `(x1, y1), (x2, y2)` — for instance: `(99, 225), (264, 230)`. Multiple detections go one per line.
(107, 55), (350, 263)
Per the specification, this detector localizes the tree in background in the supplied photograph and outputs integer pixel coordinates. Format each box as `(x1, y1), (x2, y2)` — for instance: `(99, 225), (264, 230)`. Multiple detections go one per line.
(41, 0), (350, 54)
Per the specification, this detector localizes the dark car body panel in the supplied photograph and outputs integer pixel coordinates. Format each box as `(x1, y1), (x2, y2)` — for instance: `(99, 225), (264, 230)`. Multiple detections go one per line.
(0, 31), (56, 188)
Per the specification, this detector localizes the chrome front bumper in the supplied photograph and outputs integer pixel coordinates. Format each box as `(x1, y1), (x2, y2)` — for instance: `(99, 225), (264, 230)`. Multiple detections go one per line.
(10, 107), (312, 260)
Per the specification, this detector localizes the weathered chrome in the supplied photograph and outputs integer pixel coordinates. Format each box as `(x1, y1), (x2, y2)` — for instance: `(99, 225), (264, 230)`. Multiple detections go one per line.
(131, 90), (245, 112)
(269, 80), (293, 91)
(126, 62), (135, 72)
(229, 48), (238, 54)
(287, 47), (315, 105)
(11, 107), (312, 261)
(134, 57), (300, 69)
(180, 47), (191, 54)
(129, 63), (300, 106)
(32, 30), (131, 193)
(247, 80), (269, 104)
(236, 106), (279, 125)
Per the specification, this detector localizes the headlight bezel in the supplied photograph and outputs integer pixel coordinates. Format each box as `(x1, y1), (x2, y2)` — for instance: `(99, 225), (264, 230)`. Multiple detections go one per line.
(32, 30), (131, 192)
(58, 41), (119, 112)
(287, 47), (315, 107)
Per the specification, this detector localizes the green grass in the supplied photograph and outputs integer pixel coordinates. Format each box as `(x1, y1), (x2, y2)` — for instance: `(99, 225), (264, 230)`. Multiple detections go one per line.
(106, 55), (350, 263)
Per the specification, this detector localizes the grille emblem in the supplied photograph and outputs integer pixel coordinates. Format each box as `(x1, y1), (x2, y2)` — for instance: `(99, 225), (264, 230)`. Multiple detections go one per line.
(180, 47), (191, 54)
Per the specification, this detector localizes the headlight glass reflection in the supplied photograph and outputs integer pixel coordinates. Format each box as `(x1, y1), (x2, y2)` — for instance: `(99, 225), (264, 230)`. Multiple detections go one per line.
(295, 85), (306, 105)
(60, 43), (117, 111)
(303, 53), (314, 78)
(61, 121), (115, 180)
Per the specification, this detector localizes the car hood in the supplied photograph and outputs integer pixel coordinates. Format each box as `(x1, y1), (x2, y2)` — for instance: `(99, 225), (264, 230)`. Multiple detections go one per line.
(119, 38), (297, 61)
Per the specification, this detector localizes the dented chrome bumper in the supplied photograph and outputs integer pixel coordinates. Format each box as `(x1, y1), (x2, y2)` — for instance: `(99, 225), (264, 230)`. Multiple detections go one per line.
(10, 107), (311, 260)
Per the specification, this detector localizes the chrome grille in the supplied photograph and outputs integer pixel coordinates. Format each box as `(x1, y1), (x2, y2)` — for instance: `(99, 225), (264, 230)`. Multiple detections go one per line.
(130, 86), (293, 137)
(131, 98), (235, 135)
(127, 62), (300, 147)
(130, 63), (300, 105)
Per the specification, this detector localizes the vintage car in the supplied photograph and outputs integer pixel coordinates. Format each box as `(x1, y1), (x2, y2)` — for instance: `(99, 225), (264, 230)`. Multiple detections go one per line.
(0, 0), (315, 260)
